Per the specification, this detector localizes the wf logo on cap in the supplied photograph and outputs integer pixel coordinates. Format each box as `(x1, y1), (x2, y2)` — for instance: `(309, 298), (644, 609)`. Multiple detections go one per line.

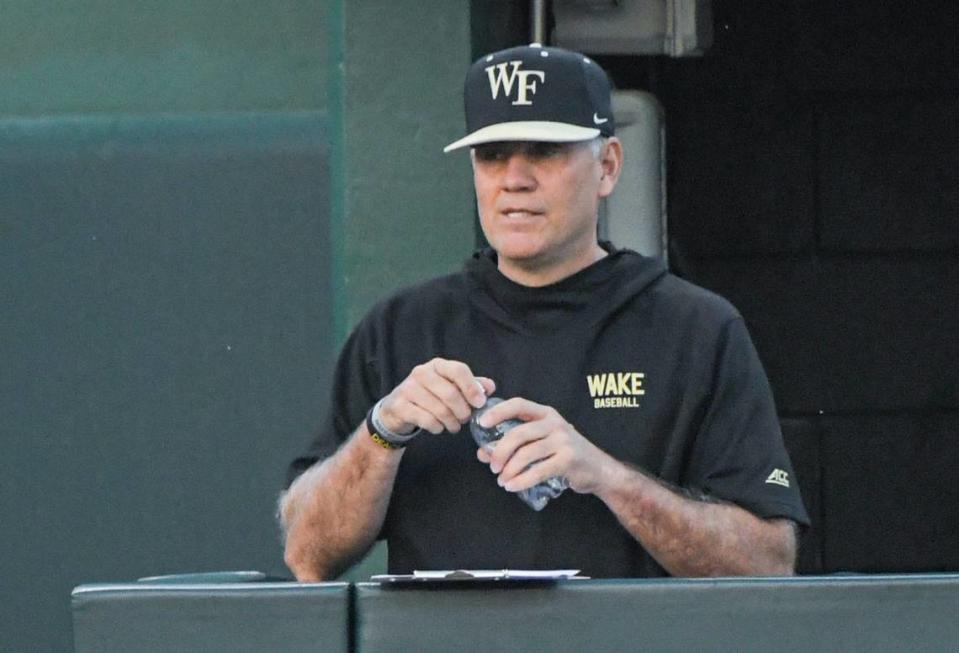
(485, 61), (545, 106)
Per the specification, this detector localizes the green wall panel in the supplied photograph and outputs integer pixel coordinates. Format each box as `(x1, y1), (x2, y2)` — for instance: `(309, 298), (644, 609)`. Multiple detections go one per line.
(0, 113), (331, 653)
(1, 3), (331, 651)
(334, 0), (475, 333)
(0, 0), (327, 116)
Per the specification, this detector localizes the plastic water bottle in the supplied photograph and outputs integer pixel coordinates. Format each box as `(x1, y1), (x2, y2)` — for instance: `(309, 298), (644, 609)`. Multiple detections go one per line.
(469, 397), (569, 511)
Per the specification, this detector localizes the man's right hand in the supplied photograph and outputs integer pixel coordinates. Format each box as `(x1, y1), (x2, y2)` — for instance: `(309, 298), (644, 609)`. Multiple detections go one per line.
(378, 358), (495, 435)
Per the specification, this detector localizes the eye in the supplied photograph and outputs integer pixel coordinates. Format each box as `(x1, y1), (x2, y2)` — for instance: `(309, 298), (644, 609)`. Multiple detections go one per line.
(525, 142), (566, 159)
(472, 141), (567, 163)
(472, 143), (512, 163)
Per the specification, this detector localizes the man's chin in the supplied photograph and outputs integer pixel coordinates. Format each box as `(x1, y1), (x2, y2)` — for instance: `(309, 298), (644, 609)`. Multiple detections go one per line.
(495, 245), (546, 266)
(491, 234), (546, 258)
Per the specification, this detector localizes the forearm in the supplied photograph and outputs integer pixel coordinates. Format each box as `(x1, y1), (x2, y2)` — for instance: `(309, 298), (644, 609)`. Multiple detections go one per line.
(279, 425), (403, 581)
(595, 458), (797, 577)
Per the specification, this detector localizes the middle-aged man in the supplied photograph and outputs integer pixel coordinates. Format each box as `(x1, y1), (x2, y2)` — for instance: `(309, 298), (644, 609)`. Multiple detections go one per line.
(280, 43), (809, 581)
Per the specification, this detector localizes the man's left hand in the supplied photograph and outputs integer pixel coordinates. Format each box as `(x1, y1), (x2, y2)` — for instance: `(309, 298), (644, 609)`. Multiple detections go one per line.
(475, 398), (612, 495)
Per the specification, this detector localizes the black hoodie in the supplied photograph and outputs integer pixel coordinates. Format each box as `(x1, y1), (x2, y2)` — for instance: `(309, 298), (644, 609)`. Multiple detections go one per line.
(290, 244), (808, 577)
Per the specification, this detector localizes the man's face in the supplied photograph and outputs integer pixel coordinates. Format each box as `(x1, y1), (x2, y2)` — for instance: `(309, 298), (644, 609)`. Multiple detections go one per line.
(471, 139), (620, 284)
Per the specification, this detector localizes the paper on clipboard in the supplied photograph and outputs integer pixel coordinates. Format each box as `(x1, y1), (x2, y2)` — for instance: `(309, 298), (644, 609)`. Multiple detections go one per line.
(371, 569), (586, 582)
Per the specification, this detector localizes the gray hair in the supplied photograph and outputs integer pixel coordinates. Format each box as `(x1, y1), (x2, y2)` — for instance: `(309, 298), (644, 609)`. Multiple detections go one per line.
(587, 136), (607, 159)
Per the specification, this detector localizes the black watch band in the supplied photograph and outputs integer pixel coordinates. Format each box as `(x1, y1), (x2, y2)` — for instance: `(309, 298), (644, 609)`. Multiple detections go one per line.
(365, 399), (421, 449)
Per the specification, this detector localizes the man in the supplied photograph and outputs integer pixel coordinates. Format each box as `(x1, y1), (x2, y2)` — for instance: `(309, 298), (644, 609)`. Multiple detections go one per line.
(280, 44), (809, 581)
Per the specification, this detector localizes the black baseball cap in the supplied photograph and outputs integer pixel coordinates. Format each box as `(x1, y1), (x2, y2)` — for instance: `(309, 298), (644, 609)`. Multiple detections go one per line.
(443, 43), (615, 153)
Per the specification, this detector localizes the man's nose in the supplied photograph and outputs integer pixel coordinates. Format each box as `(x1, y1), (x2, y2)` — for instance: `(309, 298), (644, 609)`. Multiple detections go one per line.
(501, 153), (537, 191)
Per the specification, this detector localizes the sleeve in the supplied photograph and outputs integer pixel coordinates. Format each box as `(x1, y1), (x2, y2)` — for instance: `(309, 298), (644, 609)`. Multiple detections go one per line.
(685, 318), (810, 527)
(284, 315), (383, 489)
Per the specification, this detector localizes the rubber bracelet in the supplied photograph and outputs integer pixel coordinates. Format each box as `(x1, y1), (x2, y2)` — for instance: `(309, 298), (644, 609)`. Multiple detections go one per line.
(365, 399), (422, 449)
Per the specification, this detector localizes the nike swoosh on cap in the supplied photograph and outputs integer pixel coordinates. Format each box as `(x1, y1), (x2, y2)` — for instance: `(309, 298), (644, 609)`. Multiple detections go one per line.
(593, 113), (609, 125)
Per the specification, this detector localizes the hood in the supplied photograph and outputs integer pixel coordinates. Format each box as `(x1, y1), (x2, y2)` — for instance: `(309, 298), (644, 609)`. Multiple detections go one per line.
(464, 241), (668, 336)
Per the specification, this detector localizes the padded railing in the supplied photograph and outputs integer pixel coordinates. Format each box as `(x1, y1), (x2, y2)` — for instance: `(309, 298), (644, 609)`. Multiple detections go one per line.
(73, 574), (959, 653)
(71, 581), (349, 653)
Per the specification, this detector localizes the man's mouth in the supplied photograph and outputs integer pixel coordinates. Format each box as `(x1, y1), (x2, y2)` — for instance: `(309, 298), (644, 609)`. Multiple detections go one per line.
(501, 208), (543, 219)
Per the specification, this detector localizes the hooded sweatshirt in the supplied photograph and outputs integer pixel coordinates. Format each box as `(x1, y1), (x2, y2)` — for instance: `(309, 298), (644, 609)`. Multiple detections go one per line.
(289, 243), (809, 577)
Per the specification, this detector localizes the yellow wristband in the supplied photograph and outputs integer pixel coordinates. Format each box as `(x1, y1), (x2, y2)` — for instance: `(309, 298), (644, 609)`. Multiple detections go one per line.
(365, 400), (418, 449)
(368, 430), (403, 450)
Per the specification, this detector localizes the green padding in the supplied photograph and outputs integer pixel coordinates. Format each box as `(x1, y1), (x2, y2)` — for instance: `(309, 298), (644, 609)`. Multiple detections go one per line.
(136, 571), (267, 584)
(1, 111), (330, 653)
(72, 583), (349, 653)
(356, 574), (959, 652)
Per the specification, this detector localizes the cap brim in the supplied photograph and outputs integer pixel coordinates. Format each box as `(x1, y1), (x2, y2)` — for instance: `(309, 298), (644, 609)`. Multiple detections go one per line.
(443, 121), (601, 153)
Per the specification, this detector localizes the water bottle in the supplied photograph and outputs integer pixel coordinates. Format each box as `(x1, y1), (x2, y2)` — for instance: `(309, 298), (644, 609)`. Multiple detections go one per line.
(469, 397), (569, 511)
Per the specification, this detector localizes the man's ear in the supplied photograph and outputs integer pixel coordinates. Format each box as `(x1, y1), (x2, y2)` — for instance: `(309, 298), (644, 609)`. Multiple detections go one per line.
(598, 137), (624, 198)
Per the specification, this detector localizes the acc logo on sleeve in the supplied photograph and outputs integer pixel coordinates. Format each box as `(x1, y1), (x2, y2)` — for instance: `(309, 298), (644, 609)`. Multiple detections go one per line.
(765, 468), (790, 488)
(586, 371), (645, 409)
